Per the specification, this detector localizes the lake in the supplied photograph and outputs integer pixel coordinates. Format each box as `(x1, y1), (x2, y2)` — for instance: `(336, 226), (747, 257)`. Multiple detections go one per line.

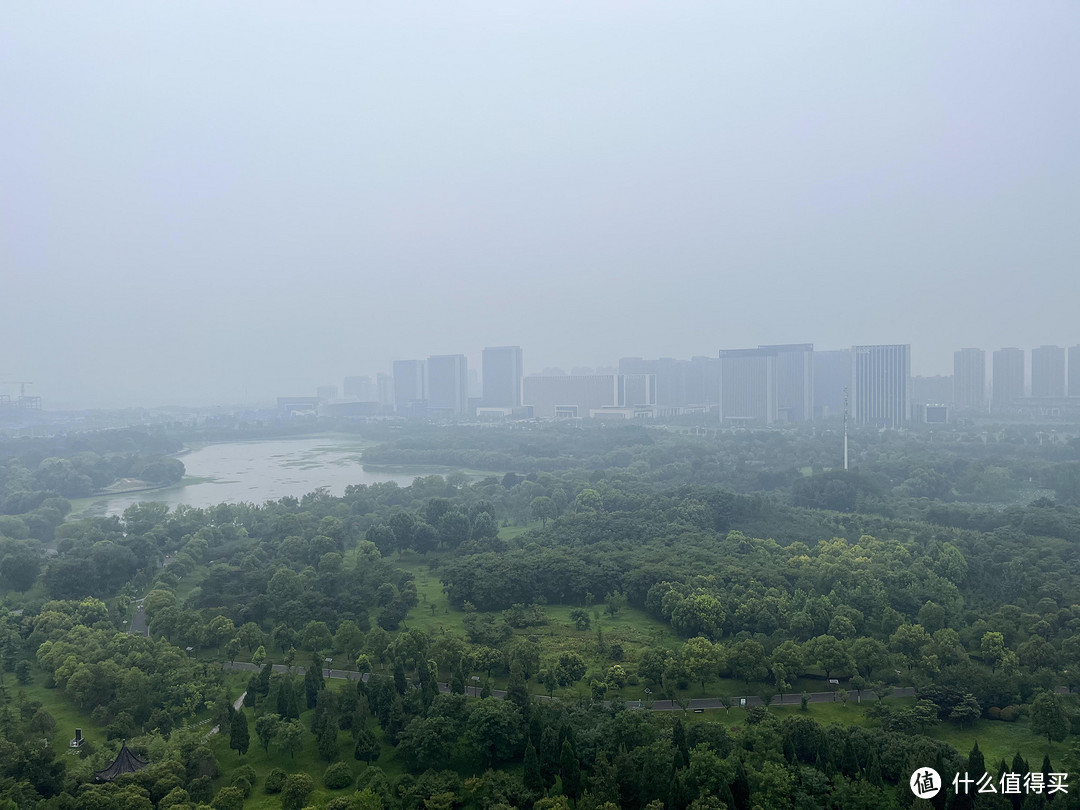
(73, 435), (469, 517)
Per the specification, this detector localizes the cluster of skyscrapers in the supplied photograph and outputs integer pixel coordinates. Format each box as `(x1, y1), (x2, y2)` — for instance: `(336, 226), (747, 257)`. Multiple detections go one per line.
(916, 345), (1080, 417)
(283, 342), (1080, 426)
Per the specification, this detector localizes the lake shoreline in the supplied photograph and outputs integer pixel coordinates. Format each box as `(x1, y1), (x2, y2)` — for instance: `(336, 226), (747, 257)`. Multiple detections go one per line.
(69, 435), (489, 518)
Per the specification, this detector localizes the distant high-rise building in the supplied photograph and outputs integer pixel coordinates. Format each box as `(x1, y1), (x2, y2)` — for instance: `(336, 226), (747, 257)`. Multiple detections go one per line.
(1031, 345), (1066, 398)
(953, 348), (987, 412)
(376, 373), (394, 408)
(618, 357), (688, 407)
(653, 358), (687, 407)
(482, 346), (523, 408)
(761, 344), (813, 422)
(316, 385), (338, 403)
(717, 344), (812, 423)
(686, 356), (721, 407)
(344, 375), (376, 401)
(392, 359), (425, 413)
(813, 349), (851, 419)
(852, 344), (910, 427)
(719, 349), (776, 423)
(1070, 345), (1080, 397)
(992, 348), (1024, 406)
(623, 374), (657, 407)
(426, 354), (468, 415)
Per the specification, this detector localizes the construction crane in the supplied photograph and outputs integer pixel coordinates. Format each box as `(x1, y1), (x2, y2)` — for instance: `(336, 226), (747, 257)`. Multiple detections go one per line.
(0, 381), (40, 409)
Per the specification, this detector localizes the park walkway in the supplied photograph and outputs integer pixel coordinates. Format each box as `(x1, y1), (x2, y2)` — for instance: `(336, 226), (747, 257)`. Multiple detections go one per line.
(221, 661), (922, 710)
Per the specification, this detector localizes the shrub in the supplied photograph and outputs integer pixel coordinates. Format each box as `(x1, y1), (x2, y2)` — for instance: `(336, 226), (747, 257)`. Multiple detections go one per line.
(158, 787), (191, 808)
(188, 775), (213, 804)
(281, 773), (315, 810)
(987, 707), (1002, 720)
(232, 764), (256, 789)
(265, 768), (287, 794)
(1000, 706), (1020, 722)
(324, 761), (353, 789)
(210, 785), (244, 810)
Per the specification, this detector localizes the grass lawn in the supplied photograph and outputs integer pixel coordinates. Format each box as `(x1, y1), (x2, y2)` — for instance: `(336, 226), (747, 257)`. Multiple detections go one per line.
(499, 522), (540, 542)
(765, 696), (1073, 767)
(13, 671), (109, 760)
(675, 698), (881, 731)
(396, 554), (462, 638)
(392, 553), (687, 697)
(931, 717), (1072, 770)
(665, 693), (1072, 770)
(170, 563), (210, 604)
(206, 702), (400, 809)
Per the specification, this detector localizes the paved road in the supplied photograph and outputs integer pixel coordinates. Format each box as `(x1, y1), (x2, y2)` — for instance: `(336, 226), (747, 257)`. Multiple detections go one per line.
(129, 601), (148, 637)
(220, 662), (928, 710)
(127, 556), (177, 637)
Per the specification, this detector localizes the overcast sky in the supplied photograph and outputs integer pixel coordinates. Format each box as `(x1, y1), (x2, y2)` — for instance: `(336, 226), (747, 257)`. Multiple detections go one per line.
(3, 2), (1078, 408)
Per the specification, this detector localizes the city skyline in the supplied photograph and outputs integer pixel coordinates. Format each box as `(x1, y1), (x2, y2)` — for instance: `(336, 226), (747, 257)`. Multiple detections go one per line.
(247, 339), (1080, 429)
(330, 340), (1075, 395)
(5, 4), (1079, 410)
(10, 335), (1079, 413)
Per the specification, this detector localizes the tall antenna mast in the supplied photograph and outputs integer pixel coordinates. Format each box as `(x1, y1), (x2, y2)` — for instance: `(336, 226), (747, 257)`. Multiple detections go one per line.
(843, 386), (849, 471)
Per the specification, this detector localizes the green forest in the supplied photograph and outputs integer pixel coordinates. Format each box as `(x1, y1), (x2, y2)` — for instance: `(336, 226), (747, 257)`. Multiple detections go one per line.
(1, 421), (1080, 809)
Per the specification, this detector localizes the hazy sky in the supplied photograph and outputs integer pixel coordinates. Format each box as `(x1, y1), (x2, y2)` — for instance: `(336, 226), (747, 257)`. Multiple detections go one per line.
(3, 2), (1078, 408)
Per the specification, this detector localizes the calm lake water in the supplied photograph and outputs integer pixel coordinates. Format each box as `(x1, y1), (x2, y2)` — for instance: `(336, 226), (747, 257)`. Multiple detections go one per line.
(77, 435), (461, 517)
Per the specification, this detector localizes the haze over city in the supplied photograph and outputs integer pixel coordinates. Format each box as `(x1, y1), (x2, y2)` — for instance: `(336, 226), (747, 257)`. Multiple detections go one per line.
(3, 3), (1079, 409)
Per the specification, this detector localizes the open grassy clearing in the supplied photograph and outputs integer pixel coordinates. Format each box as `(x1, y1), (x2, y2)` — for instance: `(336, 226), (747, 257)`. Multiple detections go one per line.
(681, 697), (1072, 768)
(930, 715), (1072, 770)
(14, 671), (110, 761)
(205, 701), (403, 809)
(498, 522), (539, 541)
(392, 553), (853, 702)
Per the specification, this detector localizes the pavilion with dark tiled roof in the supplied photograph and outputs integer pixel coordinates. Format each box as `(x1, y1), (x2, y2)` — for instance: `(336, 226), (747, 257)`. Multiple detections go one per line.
(93, 741), (148, 781)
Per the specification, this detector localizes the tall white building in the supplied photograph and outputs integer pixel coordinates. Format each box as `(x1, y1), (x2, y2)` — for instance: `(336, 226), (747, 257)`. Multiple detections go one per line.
(763, 344), (813, 423)
(992, 348), (1024, 406)
(719, 349), (776, 423)
(426, 354), (468, 415)
(392, 359), (425, 413)
(1032, 345), (1066, 398)
(813, 349), (851, 420)
(852, 344), (910, 427)
(953, 348), (987, 413)
(718, 344), (813, 424)
(1070, 345), (1080, 398)
(482, 346), (523, 408)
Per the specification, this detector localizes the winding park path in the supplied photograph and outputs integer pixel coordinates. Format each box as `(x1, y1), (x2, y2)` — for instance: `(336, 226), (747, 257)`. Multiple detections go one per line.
(205, 692), (248, 741)
(127, 555), (178, 638)
(220, 661), (921, 711)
